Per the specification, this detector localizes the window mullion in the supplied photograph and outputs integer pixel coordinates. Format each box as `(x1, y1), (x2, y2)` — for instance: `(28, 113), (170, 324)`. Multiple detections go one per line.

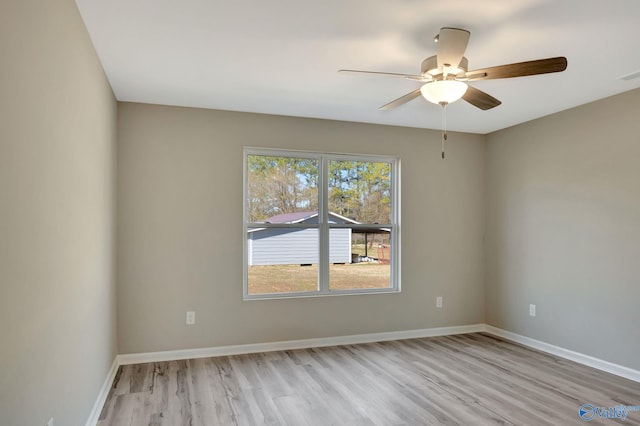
(318, 156), (329, 292)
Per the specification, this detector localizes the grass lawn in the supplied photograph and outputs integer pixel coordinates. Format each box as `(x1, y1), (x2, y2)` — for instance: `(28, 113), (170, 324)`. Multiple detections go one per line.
(351, 243), (390, 258)
(248, 262), (390, 295)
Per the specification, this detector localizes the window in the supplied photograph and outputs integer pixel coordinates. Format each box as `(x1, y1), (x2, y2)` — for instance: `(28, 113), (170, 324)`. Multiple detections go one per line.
(244, 148), (400, 299)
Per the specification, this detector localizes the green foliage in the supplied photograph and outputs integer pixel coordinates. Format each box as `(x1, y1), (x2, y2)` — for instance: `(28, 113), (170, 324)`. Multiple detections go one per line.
(328, 160), (391, 224)
(247, 155), (392, 224)
(247, 155), (318, 222)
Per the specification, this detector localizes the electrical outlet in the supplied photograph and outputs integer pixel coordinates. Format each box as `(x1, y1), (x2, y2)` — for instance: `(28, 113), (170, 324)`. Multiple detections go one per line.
(46, 418), (54, 426)
(186, 311), (196, 325)
(529, 304), (536, 317)
(436, 296), (443, 308)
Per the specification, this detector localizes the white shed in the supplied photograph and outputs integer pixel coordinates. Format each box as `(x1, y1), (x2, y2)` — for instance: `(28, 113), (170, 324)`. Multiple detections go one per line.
(247, 211), (355, 266)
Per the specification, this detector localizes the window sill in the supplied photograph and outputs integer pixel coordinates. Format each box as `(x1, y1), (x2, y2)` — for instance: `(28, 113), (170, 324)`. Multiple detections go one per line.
(243, 287), (401, 301)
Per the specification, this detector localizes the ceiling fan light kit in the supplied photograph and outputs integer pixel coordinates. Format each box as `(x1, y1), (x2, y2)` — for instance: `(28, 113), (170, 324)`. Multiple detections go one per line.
(339, 27), (567, 158)
(420, 55), (469, 105)
(420, 80), (468, 105)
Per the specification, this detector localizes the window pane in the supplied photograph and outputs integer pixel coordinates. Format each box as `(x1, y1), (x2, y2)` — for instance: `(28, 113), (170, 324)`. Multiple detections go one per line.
(247, 227), (318, 295)
(244, 149), (398, 299)
(247, 155), (318, 223)
(329, 230), (391, 291)
(328, 160), (391, 224)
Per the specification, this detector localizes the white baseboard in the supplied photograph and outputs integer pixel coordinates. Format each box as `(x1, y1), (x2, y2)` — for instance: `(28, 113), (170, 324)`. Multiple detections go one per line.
(116, 324), (640, 384)
(85, 356), (119, 426)
(484, 325), (640, 383)
(117, 323), (485, 365)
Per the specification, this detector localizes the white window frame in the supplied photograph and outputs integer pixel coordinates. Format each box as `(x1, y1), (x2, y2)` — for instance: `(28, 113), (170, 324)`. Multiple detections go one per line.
(243, 147), (401, 300)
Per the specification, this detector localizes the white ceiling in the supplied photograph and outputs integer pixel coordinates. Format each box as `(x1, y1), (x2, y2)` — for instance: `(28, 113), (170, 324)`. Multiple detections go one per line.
(75, 0), (640, 134)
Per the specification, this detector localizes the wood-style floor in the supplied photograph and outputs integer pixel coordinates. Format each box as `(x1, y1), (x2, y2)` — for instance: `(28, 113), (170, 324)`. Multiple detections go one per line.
(98, 333), (640, 425)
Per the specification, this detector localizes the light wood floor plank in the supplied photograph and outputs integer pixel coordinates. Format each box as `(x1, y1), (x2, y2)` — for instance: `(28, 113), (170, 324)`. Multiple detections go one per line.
(97, 333), (640, 425)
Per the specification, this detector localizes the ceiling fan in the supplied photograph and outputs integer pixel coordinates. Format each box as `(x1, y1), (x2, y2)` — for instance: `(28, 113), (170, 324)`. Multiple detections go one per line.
(339, 27), (567, 111)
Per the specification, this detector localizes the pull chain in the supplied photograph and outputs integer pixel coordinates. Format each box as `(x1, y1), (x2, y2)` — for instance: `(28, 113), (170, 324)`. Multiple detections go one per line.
(440, 102), (448, 159)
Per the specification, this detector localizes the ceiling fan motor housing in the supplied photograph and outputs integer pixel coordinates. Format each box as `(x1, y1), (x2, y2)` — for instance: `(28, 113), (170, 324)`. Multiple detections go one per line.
(422, 55), (468, 79)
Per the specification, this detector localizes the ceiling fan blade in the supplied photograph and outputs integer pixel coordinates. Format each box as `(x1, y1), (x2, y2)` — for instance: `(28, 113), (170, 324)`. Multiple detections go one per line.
(462, 85), (502, 110)
(339, 69), (430, 81)
(466, 57), (567, 81)
(437, 27), (470, 71)
(379, 88), (422, 110)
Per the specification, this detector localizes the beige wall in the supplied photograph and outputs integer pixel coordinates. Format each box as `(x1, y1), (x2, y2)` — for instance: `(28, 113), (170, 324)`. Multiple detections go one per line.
(116, 102), (486, 354)
(0, 0), (117, 425)
(485, 88), (640, 370)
